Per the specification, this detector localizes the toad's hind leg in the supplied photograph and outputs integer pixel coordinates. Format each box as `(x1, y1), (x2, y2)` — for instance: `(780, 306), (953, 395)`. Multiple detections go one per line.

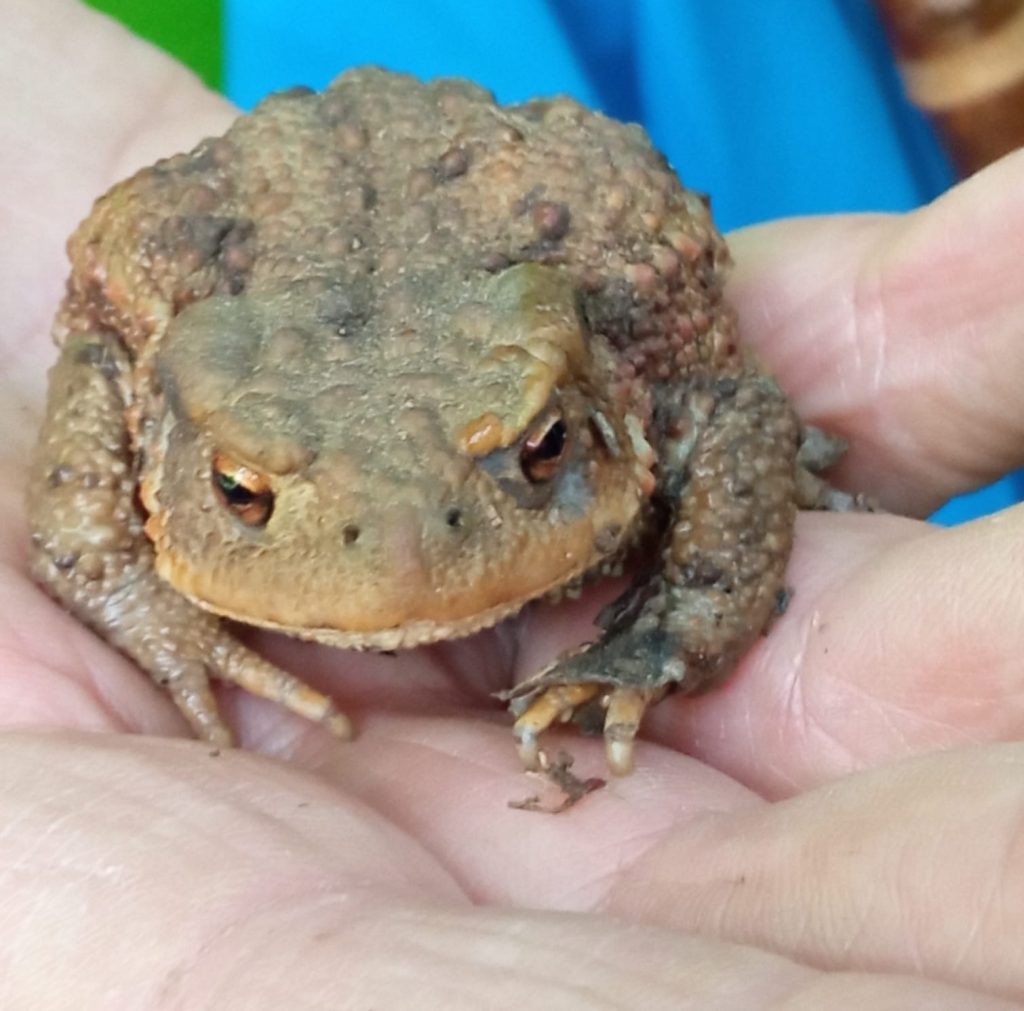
(28, 331), (352, 744)
(507, 373), (800, 774)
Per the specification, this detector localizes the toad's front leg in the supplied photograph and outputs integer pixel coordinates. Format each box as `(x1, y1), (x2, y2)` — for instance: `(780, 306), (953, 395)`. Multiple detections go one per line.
(28, 331), (351, 744)
(506, 373), (800, 774)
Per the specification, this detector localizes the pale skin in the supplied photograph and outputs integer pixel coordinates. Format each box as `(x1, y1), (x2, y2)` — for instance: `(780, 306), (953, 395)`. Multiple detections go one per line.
(3, 2), (1024, 1007)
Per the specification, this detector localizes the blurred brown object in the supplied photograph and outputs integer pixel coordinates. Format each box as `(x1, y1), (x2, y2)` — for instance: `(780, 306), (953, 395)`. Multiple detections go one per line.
(874, 0), (1024, 176)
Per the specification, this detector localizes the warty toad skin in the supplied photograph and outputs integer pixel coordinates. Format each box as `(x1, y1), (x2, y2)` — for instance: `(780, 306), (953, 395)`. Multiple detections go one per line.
(28, 68), (851, 774)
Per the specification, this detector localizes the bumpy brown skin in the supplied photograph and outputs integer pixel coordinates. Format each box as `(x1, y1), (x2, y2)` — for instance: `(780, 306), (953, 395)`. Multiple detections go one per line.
(29, 68), (820, 772)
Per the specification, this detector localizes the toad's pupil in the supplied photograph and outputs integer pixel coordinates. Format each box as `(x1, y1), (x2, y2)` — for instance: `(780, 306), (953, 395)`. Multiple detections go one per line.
(521, 416), (569, 483)
(215, 471), (257, 505)
(211, 465), (275, 528)
(534, 419), (566, 460)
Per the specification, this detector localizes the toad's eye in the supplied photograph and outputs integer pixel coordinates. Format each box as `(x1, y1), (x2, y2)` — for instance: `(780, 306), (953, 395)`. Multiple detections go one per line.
(212, 453), (275, 527)
(520, 411), (568, 483)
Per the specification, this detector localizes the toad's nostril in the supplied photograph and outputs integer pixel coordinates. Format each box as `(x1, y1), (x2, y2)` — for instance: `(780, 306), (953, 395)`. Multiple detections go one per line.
(343, 524), (361, 545)
(445, 507), (463, 529)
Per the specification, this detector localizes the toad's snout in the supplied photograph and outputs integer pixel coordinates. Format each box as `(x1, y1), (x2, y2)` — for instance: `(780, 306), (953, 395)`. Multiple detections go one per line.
(335, 498), (472, 592)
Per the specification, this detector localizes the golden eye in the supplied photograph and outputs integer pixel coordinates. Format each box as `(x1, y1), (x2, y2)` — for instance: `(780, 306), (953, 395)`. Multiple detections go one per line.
(520, 411), (568, 483)
(212, 452), (275, 527)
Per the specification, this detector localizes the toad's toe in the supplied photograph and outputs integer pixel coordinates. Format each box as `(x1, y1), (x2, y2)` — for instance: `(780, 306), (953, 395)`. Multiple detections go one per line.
(603, 687), (656, 776)
(512, 683), (604, 770)
(215, 640), (354, 740)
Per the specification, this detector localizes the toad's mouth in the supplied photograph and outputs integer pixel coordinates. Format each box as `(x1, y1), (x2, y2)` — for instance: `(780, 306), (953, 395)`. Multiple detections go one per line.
(159, 555), (593, 652)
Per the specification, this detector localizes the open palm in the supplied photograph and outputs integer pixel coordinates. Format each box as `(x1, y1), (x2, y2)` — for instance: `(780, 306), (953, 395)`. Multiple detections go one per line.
(3, 3), (1024, 1007)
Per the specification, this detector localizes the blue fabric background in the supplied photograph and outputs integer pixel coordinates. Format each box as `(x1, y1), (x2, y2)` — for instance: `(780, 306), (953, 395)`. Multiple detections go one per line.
(225, 0), (1023, 522)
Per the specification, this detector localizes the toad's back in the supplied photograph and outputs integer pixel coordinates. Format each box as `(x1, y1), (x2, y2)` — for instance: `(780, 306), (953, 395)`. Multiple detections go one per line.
(65, 68), (730, 356)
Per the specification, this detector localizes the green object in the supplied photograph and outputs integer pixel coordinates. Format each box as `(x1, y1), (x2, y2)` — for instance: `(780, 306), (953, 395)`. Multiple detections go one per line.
(84, 0), (223, 91)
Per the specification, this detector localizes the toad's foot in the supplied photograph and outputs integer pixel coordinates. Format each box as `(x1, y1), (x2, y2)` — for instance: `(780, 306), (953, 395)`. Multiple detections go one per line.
(214, 638), (353, 741)
(32, 540), (355, 747)
(512, 681), (662, 776)
(28, 330), (353, 747)
(169, 631), (354, 745)
(504, 628), (679, 775)
(33, 545), (354, 748)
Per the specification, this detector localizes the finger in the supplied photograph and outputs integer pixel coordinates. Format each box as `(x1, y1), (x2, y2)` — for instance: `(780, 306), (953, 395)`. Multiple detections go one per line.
(727, 150), (1024, 515)
(605, 743), (1024, 1004)
(3, 732), (1009, 1010)
(644, 508), (1024, 797)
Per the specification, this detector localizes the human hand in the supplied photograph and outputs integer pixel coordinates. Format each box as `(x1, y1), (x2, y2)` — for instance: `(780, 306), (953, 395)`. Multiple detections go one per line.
(3, 3), (1023, 1007)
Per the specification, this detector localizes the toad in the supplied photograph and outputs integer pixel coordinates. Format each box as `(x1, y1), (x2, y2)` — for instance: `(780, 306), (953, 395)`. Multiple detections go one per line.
(28, 68), (850, 774)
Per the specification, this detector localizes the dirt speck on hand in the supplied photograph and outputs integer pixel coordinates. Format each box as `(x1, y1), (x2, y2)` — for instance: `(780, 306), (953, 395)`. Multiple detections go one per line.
(509, 750), (605, 814)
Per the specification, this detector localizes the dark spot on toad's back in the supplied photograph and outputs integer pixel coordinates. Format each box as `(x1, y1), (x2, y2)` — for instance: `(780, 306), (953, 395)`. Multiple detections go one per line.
(532, 201), (571, 241)
(579, 277), (635, 348)
(317, 286), (368, 333)
(481, 251), (511, 273)
(437, 147), (470, 180)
